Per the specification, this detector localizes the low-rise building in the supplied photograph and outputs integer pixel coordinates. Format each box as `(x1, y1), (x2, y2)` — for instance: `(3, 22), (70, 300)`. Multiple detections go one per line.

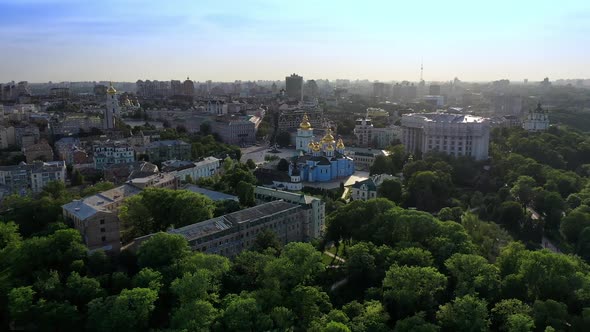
(346, 147), (389, 171)
(145, 140), (191, 163)
(23, 141), (53, 163)
(351, 178), (377, 201)
(166, 201), (306, 257)
(93, 141), (135, 170)
(0, 160), (66, 194)
(161, 157), (221, 182)
(254, 186), (325, 240)
(62, 184), (142, 252)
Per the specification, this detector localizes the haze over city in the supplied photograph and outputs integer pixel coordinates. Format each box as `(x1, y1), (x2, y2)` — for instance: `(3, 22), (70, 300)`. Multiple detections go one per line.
(1, 0), (589, 82)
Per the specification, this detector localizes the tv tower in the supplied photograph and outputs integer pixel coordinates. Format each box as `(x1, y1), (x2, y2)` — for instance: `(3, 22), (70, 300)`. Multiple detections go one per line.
(420, 59), (424, 82)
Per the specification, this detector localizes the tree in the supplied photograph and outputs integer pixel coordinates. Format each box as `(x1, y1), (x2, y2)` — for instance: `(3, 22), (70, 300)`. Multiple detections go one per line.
(246, 159), (257, 170)
(86, 288), (158, 332)
(394, 312), (440, 332)
(8, 286), (35, 328)
(236, 181), (255, 206)
(510, 176), (537, 206)
(498, 201), (525, 233)
(506, 314), (535, 332)
(377, 179), (402, 203)
(137, 232), (190, 271)
(407, 171), (452, 212)
(290, 285), (333, 328)
(276, 131), (291, 147)
(532, 300), (569, 331)
(171, 300), (218, 331)
(66, 271), (105, 308)
(444, 253), (500, 298)
(71, 169), (85, 186)
(491, 299), (533, 331)
(436, 295), (490, 332)
(119, 188), (216, 241)
(277, 158), (290, 172)
(370, 155), (394, 175)
(322, 321), (351, 332)
(438, 207), (463, 223)
(382, 265), (447, 316)
(252, 228), (282, 253)
(560, 206), (590, 244)
(132, 268), (163, 291)
(393, 247), (434, 267)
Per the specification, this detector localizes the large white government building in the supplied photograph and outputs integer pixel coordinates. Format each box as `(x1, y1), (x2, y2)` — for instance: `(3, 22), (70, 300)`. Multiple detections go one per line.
(401, 113), (490, 161)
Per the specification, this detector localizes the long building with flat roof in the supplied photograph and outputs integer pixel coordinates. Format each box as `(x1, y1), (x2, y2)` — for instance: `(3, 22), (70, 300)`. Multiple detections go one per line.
(401, 113), (490, 161)
(137, 200), (307, 257)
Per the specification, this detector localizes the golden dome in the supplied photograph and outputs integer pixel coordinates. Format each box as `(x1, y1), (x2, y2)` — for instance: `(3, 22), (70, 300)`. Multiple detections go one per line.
(327, 144), (335, 151)
(312, 142), (321, 152)
(307, 141), (314, 149)
(300, 113), (312, 130)
(322, 128), (335, 143)
(107, 82), (117, 95)
(336, 138), (345, 149)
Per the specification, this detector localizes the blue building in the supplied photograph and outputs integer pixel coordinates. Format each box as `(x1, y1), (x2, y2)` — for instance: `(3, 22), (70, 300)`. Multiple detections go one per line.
(289, 116), (354, 182)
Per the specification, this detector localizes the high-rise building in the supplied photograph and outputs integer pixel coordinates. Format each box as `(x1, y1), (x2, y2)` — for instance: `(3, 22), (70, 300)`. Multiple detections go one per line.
(285, 73), (303, 101)
(104, 82), (120, 130)
(429, 84), (441, 95)
(170, 80), (182, 96)
(183, 77), (194, 96)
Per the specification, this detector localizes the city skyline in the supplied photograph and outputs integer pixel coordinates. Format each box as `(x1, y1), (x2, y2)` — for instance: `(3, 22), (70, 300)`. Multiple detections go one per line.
(1, 0), (589, 82)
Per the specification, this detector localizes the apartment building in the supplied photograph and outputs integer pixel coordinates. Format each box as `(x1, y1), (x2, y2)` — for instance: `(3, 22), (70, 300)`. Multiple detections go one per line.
(0, 160), (66, 194)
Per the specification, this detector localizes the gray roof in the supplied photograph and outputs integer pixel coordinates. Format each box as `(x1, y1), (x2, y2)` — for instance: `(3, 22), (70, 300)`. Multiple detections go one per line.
(183, 185), (238, 201)
(352, 178), (377, 191)
(169, 201), (300, 241)
(62, 184), (141, 220)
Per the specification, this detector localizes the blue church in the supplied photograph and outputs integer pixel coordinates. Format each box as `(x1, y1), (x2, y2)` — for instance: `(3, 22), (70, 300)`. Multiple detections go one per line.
(289, 114), (355, 182)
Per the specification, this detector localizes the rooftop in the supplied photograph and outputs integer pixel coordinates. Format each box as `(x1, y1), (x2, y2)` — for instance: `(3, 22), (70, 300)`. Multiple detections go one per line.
(183, 185), (238, 201)
(62, 183), (141, 220)
(254, 186), (320, 204)
(169, 201), (300, 241)
(405, 113), (487, 124)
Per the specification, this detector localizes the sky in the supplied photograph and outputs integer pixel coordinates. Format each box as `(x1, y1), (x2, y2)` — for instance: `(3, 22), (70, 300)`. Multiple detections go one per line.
(0, 0), (589, 83)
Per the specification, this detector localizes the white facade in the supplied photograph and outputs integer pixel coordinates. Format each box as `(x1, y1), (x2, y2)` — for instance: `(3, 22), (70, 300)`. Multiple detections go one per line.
(296, 115), (314, 152)
(401, 113), (490, 161)
(523, 103), (549, 132)
(162, 157), (221, 182)
(206, 100), (228, 115)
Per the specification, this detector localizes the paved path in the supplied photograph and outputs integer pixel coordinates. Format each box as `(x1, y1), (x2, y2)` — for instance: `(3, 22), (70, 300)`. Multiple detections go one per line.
(324, 251), (346, 263)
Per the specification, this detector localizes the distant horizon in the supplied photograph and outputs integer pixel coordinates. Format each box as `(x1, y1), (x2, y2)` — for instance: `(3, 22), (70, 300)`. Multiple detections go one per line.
(1, 0), (589, 82)
(3, 77), (589, 85)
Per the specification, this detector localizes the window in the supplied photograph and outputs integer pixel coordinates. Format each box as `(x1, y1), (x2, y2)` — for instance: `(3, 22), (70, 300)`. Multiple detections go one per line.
(100, 219), (105, 225)
(100, 227), (105, 233)
(101, 236), (107, 242)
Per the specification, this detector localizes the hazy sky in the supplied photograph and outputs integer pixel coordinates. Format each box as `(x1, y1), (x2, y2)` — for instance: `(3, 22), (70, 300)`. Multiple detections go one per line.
(1, 0), (589, 83)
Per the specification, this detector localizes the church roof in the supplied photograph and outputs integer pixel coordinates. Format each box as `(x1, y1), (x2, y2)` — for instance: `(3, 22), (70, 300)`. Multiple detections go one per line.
(352, 178), (377, 191)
